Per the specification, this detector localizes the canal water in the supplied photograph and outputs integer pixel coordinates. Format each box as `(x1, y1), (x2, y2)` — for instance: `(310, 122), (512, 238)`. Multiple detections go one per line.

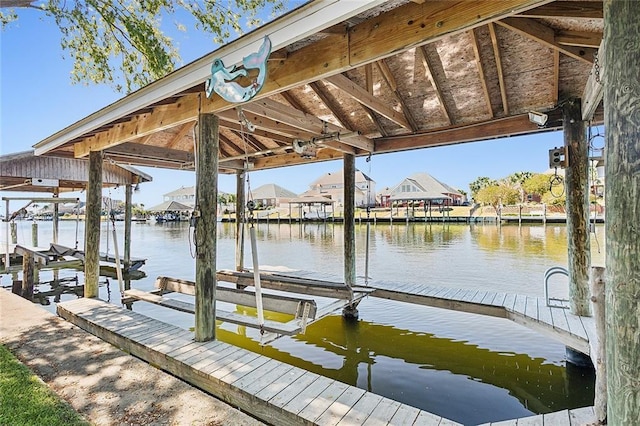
(2, 220), (604, 425)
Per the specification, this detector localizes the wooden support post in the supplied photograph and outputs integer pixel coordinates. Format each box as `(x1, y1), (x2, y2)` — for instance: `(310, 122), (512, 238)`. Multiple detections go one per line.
(21, 252), (34, 300)
(195, 113), (218, 342)
(564, 98), (591, 316)
(52, 190), (59, 244)
(604, 1), (640, 423)
(590, 266), (606, 424)
(124, 184), (133, 272)
(31, 223), (38, 247)
(84, 150), (103, 298)
(10, 222), (17, 244)
(543, 203), (547, 224)
(235, 171), (245, 272)
(343, 153), (357, 319)
(518, 204), (522, 225)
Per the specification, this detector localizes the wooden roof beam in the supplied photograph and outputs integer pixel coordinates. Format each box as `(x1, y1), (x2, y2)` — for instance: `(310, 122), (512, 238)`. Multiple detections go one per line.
(217, 116), (295, 145)
(497, 17), (596, 64)
(241, 97), (374, 152)
(469, 29), (494, 117)
(516, 1), (603, 19)
(555, 30), (602, 48)
(375, 60), (419, 131)
(308, 81), (356, 131)
(417, 46), (453, 125)
(216, 108), (316, 141)
(103, 142), (194, 167)
(218, 132), (247, 156)
(375, 114), (555, 153)
(582, 40), (605, 120)
(488, 23), (509, 116)
(324, 73), (412, 130)
(229, 130), (270, 152)
(66, 0), (551, 158)
(362, 64), (388, 137)
(166, 122), (195, 149)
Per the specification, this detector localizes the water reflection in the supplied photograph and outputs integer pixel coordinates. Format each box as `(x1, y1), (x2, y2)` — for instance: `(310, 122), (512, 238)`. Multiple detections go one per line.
(1, 220), (601, 425)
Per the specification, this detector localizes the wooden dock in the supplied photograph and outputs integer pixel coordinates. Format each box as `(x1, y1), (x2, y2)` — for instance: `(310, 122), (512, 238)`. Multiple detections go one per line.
(58, 297), (461, 426)
(367, 282), (597, 362)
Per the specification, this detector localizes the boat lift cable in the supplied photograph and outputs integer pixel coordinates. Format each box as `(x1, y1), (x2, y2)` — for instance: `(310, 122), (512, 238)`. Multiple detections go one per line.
(106, 188), (125, 296)
(238, 107), (265, 335)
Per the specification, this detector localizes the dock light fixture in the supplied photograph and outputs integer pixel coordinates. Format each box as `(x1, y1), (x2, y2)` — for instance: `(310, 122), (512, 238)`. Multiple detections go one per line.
(528, 111), (548, 127)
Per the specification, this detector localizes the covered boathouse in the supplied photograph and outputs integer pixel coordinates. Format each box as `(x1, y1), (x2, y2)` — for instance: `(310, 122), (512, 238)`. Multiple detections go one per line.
(24, 1), (639, 424)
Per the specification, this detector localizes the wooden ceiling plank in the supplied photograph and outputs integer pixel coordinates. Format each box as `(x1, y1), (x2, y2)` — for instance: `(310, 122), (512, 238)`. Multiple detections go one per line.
(555, 30), (602, 48)
(348, 0), (551, 68)
(469, 29), (493, 117)
(497, 17), (596, 64)
(375, 114), (550, 153)
(166, 122), (195, 149)
(308, 81), (355, 130)
(488, 23), (510, 116)
(417, 46), (452, 125)
(325, 73), (411, 129)
(375, 60), (419, 131)
(516, 1), (603, 19)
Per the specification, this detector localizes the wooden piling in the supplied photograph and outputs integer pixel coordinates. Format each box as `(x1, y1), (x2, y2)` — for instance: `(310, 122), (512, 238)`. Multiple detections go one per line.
(343, 153), (357, 318)
(21, 252), (34, 300)
(124, 184), (133, 272)
(85, 150), (103, 298)
(604, 1), (640, 422)
(194, 113), (218, 342)
(31, 223), (38, 247)
(590, 266), (606, 424)
(563, 98), (591, 316)
(52, 190), (59, 244)
(235, 171), (245, 272)
(10, 222), (17, 244)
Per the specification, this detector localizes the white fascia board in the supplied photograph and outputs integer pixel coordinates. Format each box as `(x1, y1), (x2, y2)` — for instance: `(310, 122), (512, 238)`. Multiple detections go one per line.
(34, 0), (387, 156)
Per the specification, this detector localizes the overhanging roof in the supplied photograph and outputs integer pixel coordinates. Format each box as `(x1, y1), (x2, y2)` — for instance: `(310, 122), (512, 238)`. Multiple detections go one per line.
(0, 151), (152, 193)
(33, 0), (604, 174)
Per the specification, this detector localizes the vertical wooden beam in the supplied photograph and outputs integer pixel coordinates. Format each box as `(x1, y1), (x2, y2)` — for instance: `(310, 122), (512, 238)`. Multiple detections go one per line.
(10, 222), (17, 243)
(604, 1), (640, 423)
(124, 184), (133, 272)
(590, 266), (606, 424)
(84, 150), (103, 298)
(31, 223), (38, 247)
(235, 170), (245, 272)
(564, 98), (591, 316)
(195, 113), (218, 342)
(343, 153), (357, 318)
(52, 190), (59, 244)
(21, 252), (34, 300)
(488, 23), (510, 115)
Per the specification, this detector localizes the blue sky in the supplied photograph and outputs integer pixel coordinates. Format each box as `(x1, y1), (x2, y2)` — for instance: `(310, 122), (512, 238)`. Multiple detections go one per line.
(1, 4), (567, 207)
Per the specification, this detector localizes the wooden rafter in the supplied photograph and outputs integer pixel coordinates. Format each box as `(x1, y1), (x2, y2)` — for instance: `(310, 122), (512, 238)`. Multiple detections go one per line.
(166, 122), (194, 149)
(488, 23), (509, 116)
(469, 29), (493, 117)
(218, 132), (248, 156)
(324, 73), (412, 130)
(280, 91), (307, 113)
(217, 117), (295, 145)
(240, 97), (374, 152)
(417, 46), (452, 125)
(497, 18), (597, 64)
(552, 49), (560, 107)
(361, 64), (388, 137)
(375, 60), (419, 131)
(69, 0), (550, 158)
(516, 1), (603, 19)
(582, 40), (605, 120)
(104, 142), (194, 165)
(216, 108), (316, 141)
(229, 130), (270, 152)
(308, 81), (355, 130)
(555, 30), (602, 48)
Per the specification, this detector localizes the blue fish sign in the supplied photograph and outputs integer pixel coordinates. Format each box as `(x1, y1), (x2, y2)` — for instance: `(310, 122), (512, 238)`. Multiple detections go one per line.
(205, 36), (272, 103)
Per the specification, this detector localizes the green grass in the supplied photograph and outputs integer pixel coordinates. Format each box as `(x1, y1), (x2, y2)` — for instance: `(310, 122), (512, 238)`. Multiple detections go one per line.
(0, 344), (89, 426)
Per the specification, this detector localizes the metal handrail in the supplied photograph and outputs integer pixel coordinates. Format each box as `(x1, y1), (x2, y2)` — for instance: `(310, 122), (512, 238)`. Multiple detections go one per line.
(544, 266), (569, 308)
